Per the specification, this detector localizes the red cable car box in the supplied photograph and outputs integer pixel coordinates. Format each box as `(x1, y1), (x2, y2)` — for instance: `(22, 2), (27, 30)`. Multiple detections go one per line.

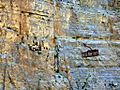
(81, 49), (99, 57)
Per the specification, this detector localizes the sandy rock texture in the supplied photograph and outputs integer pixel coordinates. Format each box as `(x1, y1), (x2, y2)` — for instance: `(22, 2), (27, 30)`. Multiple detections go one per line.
(0, 0), (120, 90)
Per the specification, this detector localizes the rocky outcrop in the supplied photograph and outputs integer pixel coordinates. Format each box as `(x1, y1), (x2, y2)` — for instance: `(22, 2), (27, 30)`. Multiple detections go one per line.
(0, 0), (120, 90)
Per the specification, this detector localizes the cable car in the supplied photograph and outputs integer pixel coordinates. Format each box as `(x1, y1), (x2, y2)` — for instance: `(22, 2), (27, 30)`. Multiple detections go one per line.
(81, 43), (99, 58)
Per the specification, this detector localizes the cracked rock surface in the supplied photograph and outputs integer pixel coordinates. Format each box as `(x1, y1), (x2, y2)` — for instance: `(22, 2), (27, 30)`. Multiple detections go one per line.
(0, 0), (120, 90)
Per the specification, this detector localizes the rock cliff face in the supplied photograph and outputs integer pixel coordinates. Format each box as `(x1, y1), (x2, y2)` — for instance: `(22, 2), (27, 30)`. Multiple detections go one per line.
(0, 0), (120, 90)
